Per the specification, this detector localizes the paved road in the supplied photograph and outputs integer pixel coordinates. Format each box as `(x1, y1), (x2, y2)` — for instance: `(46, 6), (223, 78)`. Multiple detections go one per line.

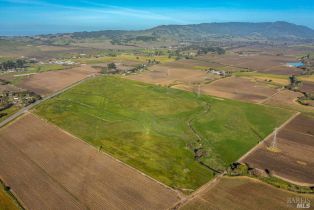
(0, 75), (96, 128)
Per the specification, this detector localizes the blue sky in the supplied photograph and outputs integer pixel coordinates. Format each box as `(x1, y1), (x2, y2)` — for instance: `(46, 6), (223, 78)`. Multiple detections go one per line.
(0, 0), (313, 36)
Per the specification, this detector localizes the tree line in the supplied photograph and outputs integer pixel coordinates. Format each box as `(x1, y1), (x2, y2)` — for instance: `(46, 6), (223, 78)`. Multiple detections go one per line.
(0, 59), (28, 71)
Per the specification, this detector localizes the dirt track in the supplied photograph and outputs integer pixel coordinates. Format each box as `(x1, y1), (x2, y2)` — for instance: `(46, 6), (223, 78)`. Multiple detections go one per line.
(0, 113), (179, 210)
(18, 65), (99, 96)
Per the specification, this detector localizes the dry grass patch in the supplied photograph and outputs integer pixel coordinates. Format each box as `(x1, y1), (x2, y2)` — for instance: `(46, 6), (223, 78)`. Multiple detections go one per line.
(199, 77), (279, 103)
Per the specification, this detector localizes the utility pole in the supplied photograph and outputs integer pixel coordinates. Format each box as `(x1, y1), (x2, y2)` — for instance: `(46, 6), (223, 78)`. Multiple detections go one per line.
(271, 128), (278, 149)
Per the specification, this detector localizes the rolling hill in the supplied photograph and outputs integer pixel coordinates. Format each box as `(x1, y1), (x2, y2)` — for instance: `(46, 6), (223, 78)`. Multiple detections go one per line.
(69, 21), (314, 41)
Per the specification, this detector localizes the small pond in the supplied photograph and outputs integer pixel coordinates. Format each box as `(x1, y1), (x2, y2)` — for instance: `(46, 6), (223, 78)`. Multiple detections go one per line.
(286, 62), (304, 67)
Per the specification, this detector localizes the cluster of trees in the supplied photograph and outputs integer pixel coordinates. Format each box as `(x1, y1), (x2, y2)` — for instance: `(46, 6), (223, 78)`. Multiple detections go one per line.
(147, 59), (160, 65)
(101, 62), (151, 75)
(101, 63), (117, 74)
(300, 54), (314, 75)
(197, 47), (225, 55)
(287, 75), (301, 90)
(0, 90), (41, 113)
(166, 45), (226, 60)
(107, 63), (117, 70)
(0, 59), (28, 71)
(286, 75), (314, 107)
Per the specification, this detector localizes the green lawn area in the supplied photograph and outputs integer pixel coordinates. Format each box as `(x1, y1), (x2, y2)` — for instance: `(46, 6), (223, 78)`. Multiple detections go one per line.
(35, 76), (293, 191)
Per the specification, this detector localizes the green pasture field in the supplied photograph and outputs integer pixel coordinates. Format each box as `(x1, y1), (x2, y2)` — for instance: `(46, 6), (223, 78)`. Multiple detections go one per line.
(35, 76), (292, 191)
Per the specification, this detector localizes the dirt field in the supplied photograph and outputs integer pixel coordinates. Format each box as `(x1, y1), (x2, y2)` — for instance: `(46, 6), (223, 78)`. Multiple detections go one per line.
(165, 58), (225, 69)
(300, 81), (314, 94)
(263, 89), (314, 113)
(129, 68), (279, 104)
(198, 77), (279, 103)
(180, 176), (314, 210)
(199, 53), (303, 75)
(17, 65), (99, 96)
(0, 113), (179, 210)
(241, 114), (314, 185)
(127, 62), (218, 86)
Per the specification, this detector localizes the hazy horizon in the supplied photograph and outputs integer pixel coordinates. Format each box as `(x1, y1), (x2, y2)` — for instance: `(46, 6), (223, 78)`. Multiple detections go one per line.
(1, 0), (314, 36)
(1, 21), (314, 37)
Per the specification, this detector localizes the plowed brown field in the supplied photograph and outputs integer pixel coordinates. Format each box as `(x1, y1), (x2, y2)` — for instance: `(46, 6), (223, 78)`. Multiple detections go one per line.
(18, 65), (99, 96)
(180, 177), (314, 210)
(127, 63), (215, 86)
(200, 54), (303, 75)
(199, 77), (278, 103)
(241, 114), (314, 185)
(263, 89), (314, 113)
(300, 81), (314, 94)
(0, 113), (179, 210)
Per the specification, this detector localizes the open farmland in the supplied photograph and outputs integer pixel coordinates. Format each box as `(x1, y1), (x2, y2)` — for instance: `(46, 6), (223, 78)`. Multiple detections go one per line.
(180, 176), (314, 210)
(128, 63), (216, 87)
(0, 40), (93, 59)
(263, 90), (314, 113)
(127, 59), (223, 94)
(241, 114), (314, 185)
(0, 184), (20, 210)
(73, 53), (175, 65)
(0, 113), (179, 210)
(17, 65), (99, 96)
(197, 77), (279, 103)
(300, 81), (314, 94)
(129, 66), (281, 104)
(161, 58), (225, 70)
(199, 53), (304, 75)
(35, 76), (292, 191)
(234, 71), (290, 86)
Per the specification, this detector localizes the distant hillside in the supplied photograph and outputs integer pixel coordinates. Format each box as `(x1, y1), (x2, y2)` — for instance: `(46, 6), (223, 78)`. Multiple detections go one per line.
(70, 21), (314, 41)
(149, 21), (314, 40)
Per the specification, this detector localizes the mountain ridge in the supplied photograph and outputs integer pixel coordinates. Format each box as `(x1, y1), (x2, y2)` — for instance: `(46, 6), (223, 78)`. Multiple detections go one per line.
(3, 21), (313, 44)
